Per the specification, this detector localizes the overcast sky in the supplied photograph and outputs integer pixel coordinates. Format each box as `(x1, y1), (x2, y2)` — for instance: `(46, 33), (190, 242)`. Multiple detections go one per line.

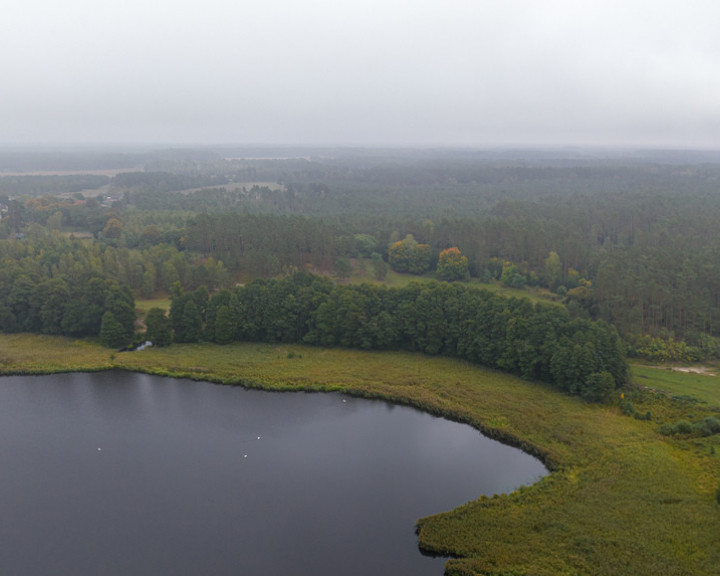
(2, 0), (719, 148)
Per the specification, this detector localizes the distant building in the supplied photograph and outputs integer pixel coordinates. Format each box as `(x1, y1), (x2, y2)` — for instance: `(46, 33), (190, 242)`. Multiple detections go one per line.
(102, 194), (122, 207)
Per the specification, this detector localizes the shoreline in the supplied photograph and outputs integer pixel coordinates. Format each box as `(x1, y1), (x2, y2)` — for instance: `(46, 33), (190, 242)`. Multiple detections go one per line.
(1, 334), (718, 575)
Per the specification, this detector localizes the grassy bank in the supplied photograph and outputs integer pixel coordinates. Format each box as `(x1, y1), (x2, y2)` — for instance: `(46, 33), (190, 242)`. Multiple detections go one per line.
(1, 334), (719, 575)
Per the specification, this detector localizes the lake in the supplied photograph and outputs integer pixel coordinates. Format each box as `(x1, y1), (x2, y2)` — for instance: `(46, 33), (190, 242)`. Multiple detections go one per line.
(0, 371), (546, 575)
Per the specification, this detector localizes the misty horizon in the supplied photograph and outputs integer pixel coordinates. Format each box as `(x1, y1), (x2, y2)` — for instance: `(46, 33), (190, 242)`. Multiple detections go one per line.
(3, 1), (720, 150)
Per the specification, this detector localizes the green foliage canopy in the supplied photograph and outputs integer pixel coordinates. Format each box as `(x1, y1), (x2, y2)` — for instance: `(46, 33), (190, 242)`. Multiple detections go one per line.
(178, 272), (628, 401)
(387, 234), (432, 274)
(436, 246), (469, 282)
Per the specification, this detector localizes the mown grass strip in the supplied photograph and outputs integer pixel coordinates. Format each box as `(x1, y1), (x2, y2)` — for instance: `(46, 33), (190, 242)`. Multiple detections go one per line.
(1, 334), (719, 575)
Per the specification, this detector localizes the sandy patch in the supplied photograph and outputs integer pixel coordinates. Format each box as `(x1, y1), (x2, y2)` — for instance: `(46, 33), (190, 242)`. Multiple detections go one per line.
(671, 366), (716, 375)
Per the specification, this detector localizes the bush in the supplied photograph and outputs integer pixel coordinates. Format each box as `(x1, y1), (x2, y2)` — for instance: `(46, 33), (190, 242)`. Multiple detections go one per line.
(619, 400), (634, 416)
(693, 417), (720, 437)
(705, 417), (720, 433)
(635, 335), (692, 363)
(659, 423), (675, 436)
(660, 417), (719, 437)
(674, 420), (694, 434)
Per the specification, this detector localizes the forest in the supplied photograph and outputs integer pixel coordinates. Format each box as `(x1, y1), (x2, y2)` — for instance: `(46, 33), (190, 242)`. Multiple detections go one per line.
(2, 146), (720, 386)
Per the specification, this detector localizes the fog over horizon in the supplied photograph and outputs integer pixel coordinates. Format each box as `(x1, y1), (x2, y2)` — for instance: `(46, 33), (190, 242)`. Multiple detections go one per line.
(2, 0), (719, 149)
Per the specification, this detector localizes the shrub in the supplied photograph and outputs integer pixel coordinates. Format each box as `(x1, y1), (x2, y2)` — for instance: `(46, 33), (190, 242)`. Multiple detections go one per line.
(619, 400), (634, 416)
(659, 418), (720, 436)
(693, 417), (720, 437)
(705, 417), (720, 434)
(635, 335), (692, 363)
(674, 420), (694, 434)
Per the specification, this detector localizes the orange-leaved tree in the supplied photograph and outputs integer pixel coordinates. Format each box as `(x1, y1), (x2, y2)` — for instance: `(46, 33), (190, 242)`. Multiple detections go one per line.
(437, 247), (469, 281)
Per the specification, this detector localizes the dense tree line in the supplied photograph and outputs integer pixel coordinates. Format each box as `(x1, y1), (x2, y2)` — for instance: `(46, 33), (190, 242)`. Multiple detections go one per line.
(5, 149), (720, 350)
(0, 232), (136, 342)
(0, 230), (231, 343)
(167, 272), (627, 402)
(0, 268), (134, 345)
(182, 212), (342, 275)
(0, 174), (110, 197)
(114, 171), (229, 194)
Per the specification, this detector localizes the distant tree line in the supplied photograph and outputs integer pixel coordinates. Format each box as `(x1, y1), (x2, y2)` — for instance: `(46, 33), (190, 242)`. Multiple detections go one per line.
(7, 153), (720, 351)
(182, 212), (342, 275)
(0, 174), (110, 197)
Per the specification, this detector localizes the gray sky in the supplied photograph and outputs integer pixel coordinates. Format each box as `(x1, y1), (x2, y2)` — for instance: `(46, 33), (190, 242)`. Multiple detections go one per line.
(2, 0), (719, 148)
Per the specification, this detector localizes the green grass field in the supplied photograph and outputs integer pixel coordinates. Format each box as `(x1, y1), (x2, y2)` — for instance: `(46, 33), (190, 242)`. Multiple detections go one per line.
(135, 296), (172, 316)
(631, 363), (720, 406)
(347, 259), (561, 305)
(1, 334), (718, 575)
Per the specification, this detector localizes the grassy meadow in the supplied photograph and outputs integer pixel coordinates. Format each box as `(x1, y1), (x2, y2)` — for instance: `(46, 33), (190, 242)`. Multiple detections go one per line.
(0, 333), (718, 575)
(134, 296), (173, 316)
(631, 363), (720, 406)
(349, 259), (562, 306)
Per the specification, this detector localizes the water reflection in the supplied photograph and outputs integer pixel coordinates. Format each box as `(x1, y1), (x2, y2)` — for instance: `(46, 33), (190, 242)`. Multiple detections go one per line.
(0, 372), (546, 575)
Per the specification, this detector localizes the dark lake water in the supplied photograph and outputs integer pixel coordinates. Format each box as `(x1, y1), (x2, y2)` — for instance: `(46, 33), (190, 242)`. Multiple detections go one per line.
(0, 371), (546, 575)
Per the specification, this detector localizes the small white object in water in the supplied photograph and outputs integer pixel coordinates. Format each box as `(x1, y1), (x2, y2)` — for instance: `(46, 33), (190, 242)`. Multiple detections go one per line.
(257, 436), (261, 440)
(97, 448), (101, 451)
(342, 399), (346, 403)
(244, 454), (248, 458)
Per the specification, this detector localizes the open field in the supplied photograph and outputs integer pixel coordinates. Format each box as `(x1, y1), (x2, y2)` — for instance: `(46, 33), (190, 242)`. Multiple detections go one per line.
(0, 333), (718, 575)
(174, 181), (286, 194)
(347, 261), (562, 305)
(0, 168), (141, 177)
(135, 296), (172, 316)
(631, 363), (720, 406)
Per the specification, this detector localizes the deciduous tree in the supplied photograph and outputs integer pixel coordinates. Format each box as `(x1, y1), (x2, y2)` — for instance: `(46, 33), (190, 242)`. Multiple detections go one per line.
(437, 247), (469, 282)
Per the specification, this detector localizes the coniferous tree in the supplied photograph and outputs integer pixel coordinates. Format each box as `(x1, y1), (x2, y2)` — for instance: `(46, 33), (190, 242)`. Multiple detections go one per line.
(145, 307), (172, 346)
(214, 305), (235, 344)
(100, 311), (128, 348)
(177, 300), (201, 343)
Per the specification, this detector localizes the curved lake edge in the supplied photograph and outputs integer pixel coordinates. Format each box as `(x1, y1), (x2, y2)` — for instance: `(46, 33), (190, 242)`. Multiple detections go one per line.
(0, 370), (546, 576)
(0, 363), (554, 568)
(5, 363), (556, 471)
(1, 363), (550, 571)
(2, 336), (717, 575)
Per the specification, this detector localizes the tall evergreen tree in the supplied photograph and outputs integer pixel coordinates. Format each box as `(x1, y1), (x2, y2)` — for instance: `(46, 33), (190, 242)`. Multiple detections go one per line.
(100, 311), (128, 348)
